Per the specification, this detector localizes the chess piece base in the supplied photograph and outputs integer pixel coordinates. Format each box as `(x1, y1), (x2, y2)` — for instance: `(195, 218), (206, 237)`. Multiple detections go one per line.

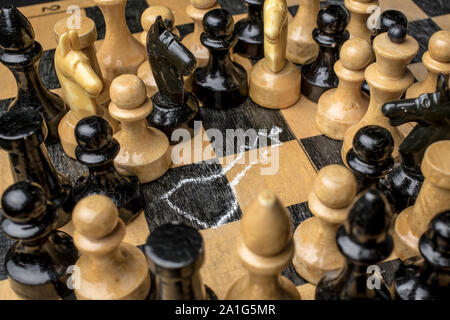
(394, 207), (420, 260)
(249, 60), (301, 109)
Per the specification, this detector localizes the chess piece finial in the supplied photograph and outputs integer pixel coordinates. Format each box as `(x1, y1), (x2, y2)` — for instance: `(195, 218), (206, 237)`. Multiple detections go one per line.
(293, 165), (357, 284)
(193, 9), (248, 109)
(394, 140), (450, 260)
(382, 74), (450, 212)
(406, 31), (450, 98)
(394, 210), (450, 300)
(225, 190), (300, 300)
(0, 4), (67, 144)
(1, 181), (78, 299)
(315, 188), (393, 300)
(316, 38), (374, 139)
(147, 16), (199, 139)
(286, 0), (320, 64)
(0, 109), (73, 227)
(249, 0), (301, 109)
(342, 23), (419, 162)
(345, 0), (379, 42)
(73, 194), (150, 300)
(301, 5), (350, 103)
(109, 74), (171, 183)
(145, 222), (217, 300)
(137, 6), (180, 97)
(94, 0), (146, 83)
(234, 0), (265, 60)
(73, 115), (145, 224)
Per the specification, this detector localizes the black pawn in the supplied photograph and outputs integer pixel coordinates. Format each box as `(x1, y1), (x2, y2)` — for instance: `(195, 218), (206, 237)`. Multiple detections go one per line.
(73, 116), (144, 224)
(346, 125), (394, 194)
(0, 4), (67, 145)
(1, 181), (78, 300)
(144, 222), (217, 300)
(394, 210), (450, 300)
(315, 188), (393, 300)
(301, 5), (349, 103)
(0, 109), (73, 227)
(233, 0), (264, 60)
(192, 9), (248, 109)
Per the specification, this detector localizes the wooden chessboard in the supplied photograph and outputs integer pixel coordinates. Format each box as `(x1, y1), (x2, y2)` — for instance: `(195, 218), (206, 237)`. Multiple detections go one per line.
(0, 0), (449, 300)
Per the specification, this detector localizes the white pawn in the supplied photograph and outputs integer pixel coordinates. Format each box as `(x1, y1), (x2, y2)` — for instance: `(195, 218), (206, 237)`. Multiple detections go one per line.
(109, 74), (171, 183)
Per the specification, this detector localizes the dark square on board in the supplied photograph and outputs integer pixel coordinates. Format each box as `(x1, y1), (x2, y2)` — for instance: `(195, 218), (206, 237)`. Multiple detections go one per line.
(300, 135), (344, 171)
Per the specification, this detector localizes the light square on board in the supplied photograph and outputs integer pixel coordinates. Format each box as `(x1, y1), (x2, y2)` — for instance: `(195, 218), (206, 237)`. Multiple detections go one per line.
(432, 14), (450, 31)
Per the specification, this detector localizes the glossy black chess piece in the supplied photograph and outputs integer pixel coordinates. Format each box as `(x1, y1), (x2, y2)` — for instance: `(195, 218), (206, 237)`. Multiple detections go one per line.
(233, 0), (264, 59)
(393, 210), (450, 300)
(144, 222), (217, 300)
(315, 188), (393, 300)
(192, 9), (248, 109)
(1, 181), (78, 300)
(301, 5), (349, 103)
(0, 4), (67, 145)
(346, 125), (394, 194)
(381, 74), (450, 213)
(0, 109), (73, 227)
(73, 116), (144, 224)
(146, 16), (199, 141)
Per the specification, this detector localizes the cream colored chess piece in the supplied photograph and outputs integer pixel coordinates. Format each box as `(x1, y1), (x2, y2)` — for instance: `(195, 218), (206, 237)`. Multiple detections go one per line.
(341, 29), (418, 163)
(55, 30), (104, 159)
(137, 6), (180, 97)
(345, 0), (379, 42)
(109, 74), (171, 183)
(293, 165), (357, 284)
(95, 0), (146, 84)
(394, 140), (450, 261)
(183, 0), (220, 68)
(249, 0), (301, 109)
(316, 38), (374, 140)
(225, 190), (301, 300)
(73, 194), (151, 300)
(54, 16), (119, 133)
(406, 30), (450, 98)
(286, 0), (320, 65)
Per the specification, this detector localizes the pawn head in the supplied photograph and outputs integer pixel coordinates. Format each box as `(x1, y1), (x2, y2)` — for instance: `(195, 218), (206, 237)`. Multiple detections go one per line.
(419, 210), (450, 266)
(352, 125), (394, 162)
(388, 24), (407, 43)
(317, 5), (349, 34)
(75, 116), (113, 151)
(0, 4), (35, 51)
(1, 181), (47, 223)
(141, 6), (175, 32)
(110, 74), (146, 109)
(429, 30), (450, 63)
(340, 38), (374, 71)
(203, 9), (234, 40)
(379, 10), (408, 33)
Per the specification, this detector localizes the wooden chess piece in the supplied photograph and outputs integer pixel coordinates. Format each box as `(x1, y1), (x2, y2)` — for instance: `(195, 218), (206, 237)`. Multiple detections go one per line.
(394, 140), (450, 260)
(346, 125), (394, 193)
(225, 190), (301, 300)
(1, 182), (78, 300)
(234, 0), (264, 60)
(293, 165), (357, 284)
(382, 74), (450, 212)
(73, 194), (150, 300)
(393, 210), (450, 300)
(54, 16), (118, 132)
(315, 188), (393, 300)
(0, 110), (73, 228)
(345, 0), (379, 42)
(286, 0), (320, 65)
(0, 4), (67, 145)
(406, 31), (450, 98)
(249, 0), (301, 109)
(316, 38), (374, 139)
(183, 0), (220, 67)
(144, 222), (217, 300)
(73, 115), (145, 224)
(342, 24), (419, 161)
(137, 6), (180, 97)
(109, 74), (171, 183)
(95, 0), (146, 84)
(301, 5), (350, 103)
(192, 9), (248, 109)
(147, 16), (199, 140)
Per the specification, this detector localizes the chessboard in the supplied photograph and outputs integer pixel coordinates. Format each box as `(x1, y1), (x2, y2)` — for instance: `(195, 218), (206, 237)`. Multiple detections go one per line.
(0, 0), (449, 300)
